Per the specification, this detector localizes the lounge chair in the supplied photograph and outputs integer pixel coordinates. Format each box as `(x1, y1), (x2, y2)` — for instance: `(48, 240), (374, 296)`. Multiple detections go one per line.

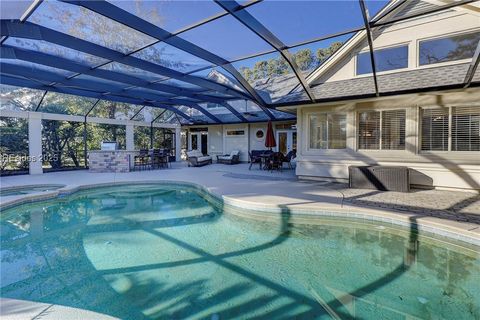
(186, 150), (212, 167)
(217, 150), (240, 164)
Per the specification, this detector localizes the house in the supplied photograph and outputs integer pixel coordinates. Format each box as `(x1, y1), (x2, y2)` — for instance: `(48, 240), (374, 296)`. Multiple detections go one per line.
(184, 0), (480, 190)
(280, 0), (480, 191)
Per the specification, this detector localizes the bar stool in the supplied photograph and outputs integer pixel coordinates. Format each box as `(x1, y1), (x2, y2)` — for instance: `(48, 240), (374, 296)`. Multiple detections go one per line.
(134, 149), (149, 171)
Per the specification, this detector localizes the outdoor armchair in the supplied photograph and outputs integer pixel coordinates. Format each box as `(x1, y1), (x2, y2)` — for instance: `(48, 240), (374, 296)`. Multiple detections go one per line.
(186, 150), (212, 167)
(217, 150), (240, 165)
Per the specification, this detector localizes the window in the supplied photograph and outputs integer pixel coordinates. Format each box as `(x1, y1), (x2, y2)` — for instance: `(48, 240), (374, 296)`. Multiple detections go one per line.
(358, 110), (405, 150)
(420, 107), (480, 152)
(226, 130), (245, 136)
(309, 113), (346, 149)
(382, 110), (406, 150)
(357, 45), (409, 75)
(421, 107), (449, 151)
(419, 32), (480, 66)
(358, 111), (380, 149)
(452, 107), (480, 151)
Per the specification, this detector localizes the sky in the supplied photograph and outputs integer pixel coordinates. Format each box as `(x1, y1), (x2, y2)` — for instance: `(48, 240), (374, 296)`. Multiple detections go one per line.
(15, 0), (390, 79)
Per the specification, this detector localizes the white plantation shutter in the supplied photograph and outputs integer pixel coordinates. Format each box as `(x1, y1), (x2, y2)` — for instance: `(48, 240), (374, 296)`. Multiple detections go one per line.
(309, 113), (346, 149)
(382, 110), (406, 150)
(328, 113), (347, 149)
(452, 106), (480, 151)
(421, 107), (449, 151)
(358, 111), (380, 149)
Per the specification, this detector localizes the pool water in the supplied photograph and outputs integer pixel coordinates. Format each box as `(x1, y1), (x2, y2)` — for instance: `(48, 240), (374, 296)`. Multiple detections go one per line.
(1, 184), (479, 319)
(0, 184), (65, 197)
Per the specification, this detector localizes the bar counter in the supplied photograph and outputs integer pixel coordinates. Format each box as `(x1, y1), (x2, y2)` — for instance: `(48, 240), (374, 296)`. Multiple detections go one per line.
(88, 150), (138, 173)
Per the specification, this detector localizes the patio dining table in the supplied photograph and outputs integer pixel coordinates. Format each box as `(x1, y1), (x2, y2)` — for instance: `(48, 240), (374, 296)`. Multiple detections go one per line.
(258, 153), (272, 170)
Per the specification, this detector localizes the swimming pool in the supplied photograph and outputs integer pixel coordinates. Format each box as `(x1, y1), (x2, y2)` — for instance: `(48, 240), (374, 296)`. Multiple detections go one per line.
(0, 184), (65, 197)
(1, 184), (479, 319)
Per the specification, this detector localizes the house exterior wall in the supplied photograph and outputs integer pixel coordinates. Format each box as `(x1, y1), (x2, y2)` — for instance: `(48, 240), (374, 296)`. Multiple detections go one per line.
(295, 88), (480, 191)
(207, 126), (224, 158)
(249, 123), (268, 151)
(223, 124), (249, 162)
(311, 6), (480, 84)
(186, 121), (296, 162)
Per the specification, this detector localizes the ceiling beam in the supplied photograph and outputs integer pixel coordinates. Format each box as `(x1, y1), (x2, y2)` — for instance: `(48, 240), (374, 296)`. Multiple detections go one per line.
(175, 101), (221, 123)
(67, 0), (270, 110)
(0, 74), (194, 122)
(215, 0), (316, 102)
(0, 0), (42, 45)
(1, 62), (183, 103)
(1, 62), (222, 123)
(219, 102), (248, 122)
(0, 20), (251, 101)
(1, 46), (230, 104)
(359, 0), (379, 97)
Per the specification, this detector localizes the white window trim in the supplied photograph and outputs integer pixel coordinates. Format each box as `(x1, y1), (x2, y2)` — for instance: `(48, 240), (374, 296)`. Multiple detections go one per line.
(356, 108), (407, 152)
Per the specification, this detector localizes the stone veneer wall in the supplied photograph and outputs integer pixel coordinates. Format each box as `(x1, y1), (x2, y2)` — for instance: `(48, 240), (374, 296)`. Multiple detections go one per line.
(88, 151), (133, 173)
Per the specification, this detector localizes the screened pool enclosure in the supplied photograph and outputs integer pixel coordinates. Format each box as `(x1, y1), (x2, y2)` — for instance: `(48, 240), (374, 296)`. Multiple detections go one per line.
(1, 0), (479, 174)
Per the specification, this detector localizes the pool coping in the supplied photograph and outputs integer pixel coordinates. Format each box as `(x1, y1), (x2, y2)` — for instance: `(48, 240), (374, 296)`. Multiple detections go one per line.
(1, 180), (479, 247)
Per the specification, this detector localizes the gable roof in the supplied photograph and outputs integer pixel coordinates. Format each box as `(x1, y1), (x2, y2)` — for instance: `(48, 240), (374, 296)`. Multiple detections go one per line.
(305, 0), (479, 86)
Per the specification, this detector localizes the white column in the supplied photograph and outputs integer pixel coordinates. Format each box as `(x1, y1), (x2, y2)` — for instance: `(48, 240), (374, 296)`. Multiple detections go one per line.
(126, 122), (134, 150)
(175, 127), (181, 161)
(28, 112), (43, 175)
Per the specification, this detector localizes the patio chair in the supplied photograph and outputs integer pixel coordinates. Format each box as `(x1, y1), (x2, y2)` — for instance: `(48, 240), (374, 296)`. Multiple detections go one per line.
(249, 150), (263, 170)
(133, 149), (150, 171)
(159, 149), (170, 168)
(269, 152), (284, 172)
(150, 149), (161, 169)
(283, 150), (297, 169)
(217, 150), (240, 165)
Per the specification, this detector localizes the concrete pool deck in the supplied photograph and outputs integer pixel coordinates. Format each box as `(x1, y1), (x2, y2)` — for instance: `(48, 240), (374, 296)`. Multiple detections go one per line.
(1, 162), (479, 242)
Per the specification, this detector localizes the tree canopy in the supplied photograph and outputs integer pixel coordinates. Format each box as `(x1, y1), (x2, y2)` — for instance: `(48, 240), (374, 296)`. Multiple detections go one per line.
(240, 41), (344, 82)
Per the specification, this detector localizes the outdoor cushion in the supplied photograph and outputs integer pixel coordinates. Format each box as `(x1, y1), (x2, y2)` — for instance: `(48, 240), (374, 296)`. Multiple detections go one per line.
(187, 150), (203, 158)
(218, 155), (233, 160)
(197, 156), (212, 162)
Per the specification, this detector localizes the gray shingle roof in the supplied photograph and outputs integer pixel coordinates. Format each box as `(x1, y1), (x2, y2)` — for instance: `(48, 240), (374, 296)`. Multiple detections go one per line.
(277, 62), (479, 103)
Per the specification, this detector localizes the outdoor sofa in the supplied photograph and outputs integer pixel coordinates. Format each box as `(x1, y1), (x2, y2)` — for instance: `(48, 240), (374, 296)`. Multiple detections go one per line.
(217, 150), (240, 165)
(186, 150), (212, 167)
